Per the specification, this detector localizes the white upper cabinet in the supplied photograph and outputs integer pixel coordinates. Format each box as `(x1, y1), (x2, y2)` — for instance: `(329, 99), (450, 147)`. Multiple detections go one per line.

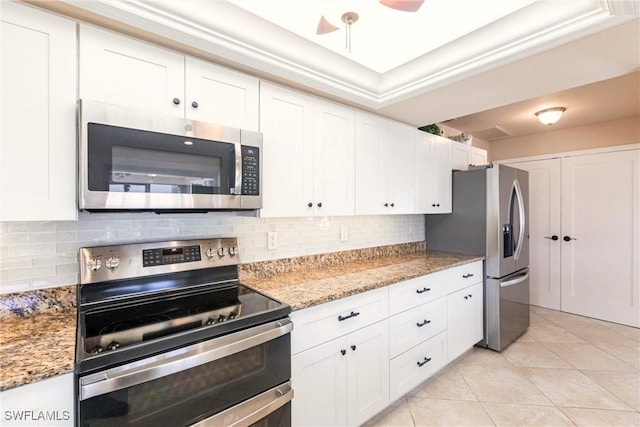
(79, 25), (259, 130)
(259, 83), (355, 217)
(313, 100), (355, 217)
(79, 25), (185, 117)
(185, 57), (259, 131)
(415, 133), (452, 214)
(0, 2), (77, 221)
(452, 143), (487, 171)
(355, 112), (388, 215)
(259, 83), (314, 217)
(355, 113), (415, 215)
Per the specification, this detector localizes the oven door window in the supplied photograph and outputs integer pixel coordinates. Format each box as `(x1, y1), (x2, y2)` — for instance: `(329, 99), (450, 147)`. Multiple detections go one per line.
(87, 123), (236, 195)
(79, 333), (290, 427)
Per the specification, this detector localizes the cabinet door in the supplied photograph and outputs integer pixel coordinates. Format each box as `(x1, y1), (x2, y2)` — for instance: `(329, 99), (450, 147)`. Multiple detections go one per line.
(414, 131), (433, 213)
(0, 2), (77, 221)
(465, 282), (484, 346)
(447, 282), (483, 362)
(292, 338), (348, 427)
(430, 136), (453, 213)
(185, 57), (259, 131)
(0, 373), (74, 426)
(79, 25), (184, 116)
(314, 101), (355, 216)
(508, 158), (562, 310)
(355, 112), (389, 215)
(452, 143), (470, 170)
(259, 83), (314, 217)
(387, 122), (415, 214)
(470, 146), (487, 167)
(346, 320), (389, 427)
(560, 150), (639, 327)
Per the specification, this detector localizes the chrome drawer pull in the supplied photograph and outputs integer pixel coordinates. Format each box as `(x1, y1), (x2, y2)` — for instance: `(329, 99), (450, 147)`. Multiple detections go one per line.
(416, 287), (431, 294)
(417, 357), (432, 367)
(416, 319), (431, 327)
(338, 311), (360, 321)
(462, 273), (474, 278)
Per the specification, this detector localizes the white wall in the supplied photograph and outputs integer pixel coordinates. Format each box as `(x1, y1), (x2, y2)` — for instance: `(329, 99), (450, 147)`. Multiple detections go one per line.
(0, 213), (425, 294)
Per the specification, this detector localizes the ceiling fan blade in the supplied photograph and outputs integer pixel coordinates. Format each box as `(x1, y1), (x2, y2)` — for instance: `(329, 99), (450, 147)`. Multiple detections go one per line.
(317, 15), (339, 35)
(380, 0), (425, 12)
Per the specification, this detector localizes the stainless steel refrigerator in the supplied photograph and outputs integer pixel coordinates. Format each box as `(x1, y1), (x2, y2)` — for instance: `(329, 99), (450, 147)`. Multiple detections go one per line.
(426, 164), (530, 351)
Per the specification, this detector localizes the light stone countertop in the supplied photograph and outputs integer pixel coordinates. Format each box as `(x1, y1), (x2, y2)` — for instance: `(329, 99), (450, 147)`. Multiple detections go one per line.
(242, 250), (483, 311)
(0, 244), (481, 391)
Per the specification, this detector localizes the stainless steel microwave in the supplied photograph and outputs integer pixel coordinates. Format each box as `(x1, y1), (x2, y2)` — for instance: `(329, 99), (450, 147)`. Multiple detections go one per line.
(78, 100), (261, 212)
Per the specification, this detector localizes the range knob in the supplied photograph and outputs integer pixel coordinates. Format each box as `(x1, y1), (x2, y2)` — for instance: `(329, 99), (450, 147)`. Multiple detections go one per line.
(206, 318), (215, 326)
(217, 315), (226, 323)
(107, 341), (120, 351)
(87, 258), (102, 271)
(217, 247), (227, 257)
(205, 248), (215, 259)
(105, 256), (120, 270)
(228, 312), (237, 320)
(228, 246), (238, 256)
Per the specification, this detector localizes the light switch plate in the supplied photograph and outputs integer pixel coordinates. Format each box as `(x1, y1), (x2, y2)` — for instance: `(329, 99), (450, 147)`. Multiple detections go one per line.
(340, 226), (348, 242)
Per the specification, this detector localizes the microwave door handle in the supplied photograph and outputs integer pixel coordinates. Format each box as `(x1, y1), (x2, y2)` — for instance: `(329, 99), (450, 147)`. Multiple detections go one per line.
(234, 142), (242, 196)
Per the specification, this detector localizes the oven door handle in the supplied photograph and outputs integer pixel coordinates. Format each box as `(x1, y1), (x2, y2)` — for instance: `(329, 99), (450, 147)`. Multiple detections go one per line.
(79, 318), (293, 400)
(192, 381), (293, 427)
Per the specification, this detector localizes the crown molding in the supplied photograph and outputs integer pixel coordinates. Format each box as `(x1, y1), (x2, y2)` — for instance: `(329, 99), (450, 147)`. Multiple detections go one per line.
(61, 0), (636, 110)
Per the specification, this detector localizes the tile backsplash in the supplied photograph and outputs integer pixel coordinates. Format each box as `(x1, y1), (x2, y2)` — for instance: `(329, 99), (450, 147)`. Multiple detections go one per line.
(0, 212), (425, 293)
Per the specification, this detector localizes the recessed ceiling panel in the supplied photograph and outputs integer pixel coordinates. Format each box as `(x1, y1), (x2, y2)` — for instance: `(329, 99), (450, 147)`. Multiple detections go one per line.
(228, 0), (535, 73)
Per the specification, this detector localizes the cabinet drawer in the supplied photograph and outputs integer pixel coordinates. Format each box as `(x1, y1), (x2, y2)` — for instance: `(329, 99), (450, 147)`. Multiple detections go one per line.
(388, 272), (449, 315)
(447, 261), (483, 294)
(389, 297), (446, 358)
(291, 287), (388, 354)
(389, 331), (447, 402)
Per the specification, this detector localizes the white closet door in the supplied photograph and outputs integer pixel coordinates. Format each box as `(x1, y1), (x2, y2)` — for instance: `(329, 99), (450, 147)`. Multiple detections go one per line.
(561, 150), (639, 327)
(508, 159), (562, 310)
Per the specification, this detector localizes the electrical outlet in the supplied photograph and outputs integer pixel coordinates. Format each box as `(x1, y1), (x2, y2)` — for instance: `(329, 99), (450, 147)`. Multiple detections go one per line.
(340, 226), (348, 242)
(267, 231), (278, 250)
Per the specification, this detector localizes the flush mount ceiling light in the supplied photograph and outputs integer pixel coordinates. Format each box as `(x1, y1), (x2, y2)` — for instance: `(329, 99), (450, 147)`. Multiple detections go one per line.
(535, 107), (566, 125)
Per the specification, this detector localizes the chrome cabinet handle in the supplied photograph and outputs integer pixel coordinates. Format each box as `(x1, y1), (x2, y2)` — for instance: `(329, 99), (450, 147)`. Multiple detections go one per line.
(172, 97), (181, 105)
(545, 235), (559, 241)
(416, 287), (431, 294)
(563, 236), (577, 241)
(462, 273), (474, 278)
(416, 319), (431, 327)
(351, 345), (356, 351)
(338, 311), (360, 321)
(340, 349), (346, 356)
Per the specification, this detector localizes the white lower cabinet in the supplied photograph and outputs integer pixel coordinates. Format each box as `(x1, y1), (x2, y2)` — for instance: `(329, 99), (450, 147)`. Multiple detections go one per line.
(0, 373), (74, 426)
(291, 261), (484, 425)
(447, 282), (484, 362)
(291, 288), (389, 426)
(389, 331), (447, 402)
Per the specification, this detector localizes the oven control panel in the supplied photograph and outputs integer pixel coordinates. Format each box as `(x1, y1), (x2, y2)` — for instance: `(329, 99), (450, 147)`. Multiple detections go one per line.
(143, 245), (201, 267)
(79, 238), (240, 284)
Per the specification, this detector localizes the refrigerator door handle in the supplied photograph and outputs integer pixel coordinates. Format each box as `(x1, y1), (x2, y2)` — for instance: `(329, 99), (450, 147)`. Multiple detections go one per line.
(500, 269), (529, 288)
(513, 178), (526, 261)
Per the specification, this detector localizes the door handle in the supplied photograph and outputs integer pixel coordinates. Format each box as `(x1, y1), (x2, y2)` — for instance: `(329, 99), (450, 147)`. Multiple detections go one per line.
(544, 235), (559, 241)
(500, 270), (530, 288)
(563, 236), (577, 242)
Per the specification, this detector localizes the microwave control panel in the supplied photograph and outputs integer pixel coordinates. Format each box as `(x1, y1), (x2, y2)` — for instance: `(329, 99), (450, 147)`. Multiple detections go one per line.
(241, 146), (260, 195)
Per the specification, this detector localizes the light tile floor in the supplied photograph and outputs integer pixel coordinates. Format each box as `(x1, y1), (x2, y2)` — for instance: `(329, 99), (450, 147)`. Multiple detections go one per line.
(365, 306), (640, 426)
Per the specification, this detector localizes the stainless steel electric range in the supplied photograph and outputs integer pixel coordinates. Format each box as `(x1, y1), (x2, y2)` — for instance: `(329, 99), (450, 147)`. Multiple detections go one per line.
(75, 238), (292, 427)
